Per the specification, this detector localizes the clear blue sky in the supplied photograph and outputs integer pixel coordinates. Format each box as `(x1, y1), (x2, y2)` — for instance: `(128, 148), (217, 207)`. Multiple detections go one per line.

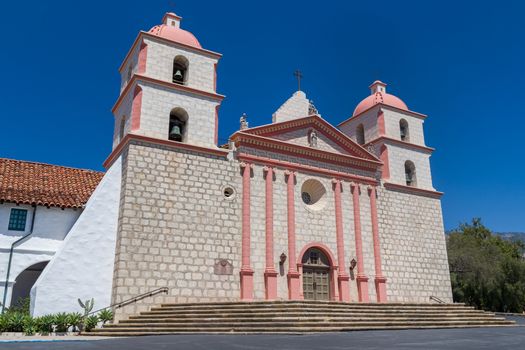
(0, 1), (523, 232)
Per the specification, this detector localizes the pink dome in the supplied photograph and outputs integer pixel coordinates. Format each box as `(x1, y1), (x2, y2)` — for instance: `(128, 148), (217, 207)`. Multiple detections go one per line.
(148, 24), (202, 48)
(352, 81), (408, 117)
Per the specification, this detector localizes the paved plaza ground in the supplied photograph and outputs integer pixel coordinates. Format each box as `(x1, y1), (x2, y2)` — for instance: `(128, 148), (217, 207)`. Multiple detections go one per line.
(1, 318), (524, 350)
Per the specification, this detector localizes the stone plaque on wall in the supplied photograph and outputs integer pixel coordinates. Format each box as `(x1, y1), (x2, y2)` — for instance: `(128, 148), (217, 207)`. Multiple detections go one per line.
(214, 259), (233, 275)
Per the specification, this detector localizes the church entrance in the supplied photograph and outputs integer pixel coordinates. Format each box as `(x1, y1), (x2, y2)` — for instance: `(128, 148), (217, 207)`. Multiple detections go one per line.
(302, 248), (330, 301)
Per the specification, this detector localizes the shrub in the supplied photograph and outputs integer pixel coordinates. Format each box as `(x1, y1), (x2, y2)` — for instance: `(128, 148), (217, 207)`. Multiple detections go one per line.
(83, 315), (99, 332)
(23, 316), (36, 336)
(67, 313), (83, 332)
(98, 309), (113, 325)
(0, 313), (8, 332)
(7, 312), (25, 332)
(34, 315), (54, 334)
(53, 313), (69, 333)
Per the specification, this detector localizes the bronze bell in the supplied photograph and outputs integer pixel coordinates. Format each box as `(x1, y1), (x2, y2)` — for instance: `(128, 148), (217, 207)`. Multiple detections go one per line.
(169, 120), (183, 141)
(173, 69), (184, 83)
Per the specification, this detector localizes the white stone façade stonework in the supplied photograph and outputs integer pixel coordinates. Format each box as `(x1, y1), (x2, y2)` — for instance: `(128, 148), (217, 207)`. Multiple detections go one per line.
(272, 91), (310, 123)
(109, 135), (451, 320)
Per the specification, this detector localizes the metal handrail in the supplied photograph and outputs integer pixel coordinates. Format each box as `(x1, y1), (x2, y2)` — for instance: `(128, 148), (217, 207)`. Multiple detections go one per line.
(87, 287), (168, 316)
(429, 295), (445, 304)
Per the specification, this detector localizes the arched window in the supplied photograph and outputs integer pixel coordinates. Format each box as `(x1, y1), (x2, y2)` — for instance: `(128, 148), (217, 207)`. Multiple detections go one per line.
(405, 160), (417, 187)
(356, 124), (365, 145)
(169, 107), (189, 142)
(399, 119), (409, 141)
(172, 55), (189, 85)
(119, 116), (126, 142)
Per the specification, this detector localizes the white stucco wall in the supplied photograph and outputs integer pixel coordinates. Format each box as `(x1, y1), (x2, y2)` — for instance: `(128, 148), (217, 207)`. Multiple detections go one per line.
(31, 157), (122, 316)
(0, 204), (81, 308)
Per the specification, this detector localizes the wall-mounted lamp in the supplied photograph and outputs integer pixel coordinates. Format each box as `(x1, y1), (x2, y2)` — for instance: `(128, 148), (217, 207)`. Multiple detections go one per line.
(349, 258), (357, 271)
(279, 253), (287, 265)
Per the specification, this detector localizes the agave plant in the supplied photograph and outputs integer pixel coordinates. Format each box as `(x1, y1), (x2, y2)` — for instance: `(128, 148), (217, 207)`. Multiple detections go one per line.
(98, 309), (113, 325)
(67, 312), (83, 332)
(23, 316), (36, 336)
(34, 315), (54, 334)
(7, 312), (25, 332)
(83, 315), (99, 332)
(53, 313), (70, 333)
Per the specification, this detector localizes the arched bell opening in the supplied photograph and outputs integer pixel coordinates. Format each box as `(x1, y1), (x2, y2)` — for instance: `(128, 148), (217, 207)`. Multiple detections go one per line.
(172, 55), (189, 85)
(168, 107), (189, 142)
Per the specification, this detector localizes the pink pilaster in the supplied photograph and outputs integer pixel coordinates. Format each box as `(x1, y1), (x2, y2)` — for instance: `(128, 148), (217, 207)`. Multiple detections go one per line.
(130, 86), (142, 132)
(137, 41), (148, 74)
(351, 183), (369, 302)
(379, 145), (390, 180)
(263, 166), (278, 300)
(368, 186), (387, 302)
(332, 179), (350, 302)
(240, 162), (254, 300)
(285, 170), (301, 300)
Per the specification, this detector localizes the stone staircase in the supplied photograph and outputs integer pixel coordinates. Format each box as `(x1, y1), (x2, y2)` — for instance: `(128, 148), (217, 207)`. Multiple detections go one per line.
(87, 300), (515, 336)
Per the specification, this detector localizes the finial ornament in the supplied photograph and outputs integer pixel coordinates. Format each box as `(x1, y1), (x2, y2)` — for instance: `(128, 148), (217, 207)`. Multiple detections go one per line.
(308, 100), (318, 115)
(240, 113), (249, 130)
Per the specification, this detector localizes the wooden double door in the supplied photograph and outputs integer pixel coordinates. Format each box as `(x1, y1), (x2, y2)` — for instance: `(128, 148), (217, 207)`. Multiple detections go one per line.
(303, 266), (330, 301)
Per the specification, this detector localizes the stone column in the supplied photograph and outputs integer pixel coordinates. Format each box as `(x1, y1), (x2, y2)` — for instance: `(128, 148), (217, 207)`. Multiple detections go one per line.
(368, 186), (387, 302)
(240, 162), (254, 300)
(285, 170), (301, 300)
(351, 182), (369, 302)
(332, 179), (350, 302)
(263, 166), (278, 300)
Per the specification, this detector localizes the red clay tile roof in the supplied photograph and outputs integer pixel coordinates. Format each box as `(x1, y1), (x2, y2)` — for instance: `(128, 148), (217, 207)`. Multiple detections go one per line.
(0, 158), (104, 209)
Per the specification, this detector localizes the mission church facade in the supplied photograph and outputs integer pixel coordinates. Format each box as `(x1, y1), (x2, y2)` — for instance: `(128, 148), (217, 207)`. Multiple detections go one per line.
(25, 12), (452, 320)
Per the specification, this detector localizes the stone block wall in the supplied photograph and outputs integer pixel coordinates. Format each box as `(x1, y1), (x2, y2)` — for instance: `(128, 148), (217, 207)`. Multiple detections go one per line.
(111, 141), (241, 321)
(385, 145), (434, 190)
(377, 187), (452, 303)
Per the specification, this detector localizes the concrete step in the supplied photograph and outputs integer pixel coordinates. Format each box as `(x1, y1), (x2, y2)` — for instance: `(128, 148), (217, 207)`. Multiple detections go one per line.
(159, 300), (468, 308)
(89, 301), (515, 336)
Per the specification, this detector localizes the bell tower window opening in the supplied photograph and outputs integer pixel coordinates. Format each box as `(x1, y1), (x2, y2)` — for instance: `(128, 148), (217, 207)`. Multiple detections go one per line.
(172, 55), (189, 85)
(400, 119), (409, 142)
(169, 107), (189, 142)
(405, 160), (417, 187)
(356, 124), (365, 145)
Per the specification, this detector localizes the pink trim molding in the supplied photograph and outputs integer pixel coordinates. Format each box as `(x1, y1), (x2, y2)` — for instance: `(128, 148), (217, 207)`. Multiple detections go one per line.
(236, 154), (379, 186)
(130, 86), (142, 132)
(379, 145), (390, 180)
(285, 170), (301, 300)
(364, 136), (435, 153)
(297, 242), (339, 301)
(351, 183), (369, 302)
(377, 109), (386, 136)
(137, 41), (148, 74)
(103, 134), (228, 169)
(240, 162), (254, 300)
(383, 182), (444, 199)
(332, 179), (350, 301)
(263, 166), (278, 300)
(368, 186), (387, 302)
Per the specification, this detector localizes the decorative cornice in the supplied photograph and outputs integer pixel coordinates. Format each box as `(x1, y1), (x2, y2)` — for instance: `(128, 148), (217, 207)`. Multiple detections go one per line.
(338, 103), (427, 128)
(365, 136), (435, 153)
(231, 132), (382, 173)
(112, 74), (225, 113)
(237, 154), (379, 186)
(243, 115), (379, 162)
(383, 182), (443, 199)
(119, 32), (222, 73)
(103, 134), (228, 169)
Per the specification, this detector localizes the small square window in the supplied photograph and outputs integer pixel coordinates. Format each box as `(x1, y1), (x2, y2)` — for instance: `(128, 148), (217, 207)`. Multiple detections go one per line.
(8, 208), (27, 231)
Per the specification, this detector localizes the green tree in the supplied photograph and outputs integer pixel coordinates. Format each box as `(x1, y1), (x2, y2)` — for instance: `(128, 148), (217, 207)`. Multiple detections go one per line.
(447, 218), (525, 312)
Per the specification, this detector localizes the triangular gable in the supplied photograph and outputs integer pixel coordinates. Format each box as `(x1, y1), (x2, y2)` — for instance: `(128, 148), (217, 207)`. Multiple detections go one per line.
(241, 115), (379, 162)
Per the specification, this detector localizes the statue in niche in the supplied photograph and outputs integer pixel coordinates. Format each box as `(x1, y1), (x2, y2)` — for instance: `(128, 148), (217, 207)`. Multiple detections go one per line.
(214, 259), (233, 275)
(309, 130), (318, 148)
